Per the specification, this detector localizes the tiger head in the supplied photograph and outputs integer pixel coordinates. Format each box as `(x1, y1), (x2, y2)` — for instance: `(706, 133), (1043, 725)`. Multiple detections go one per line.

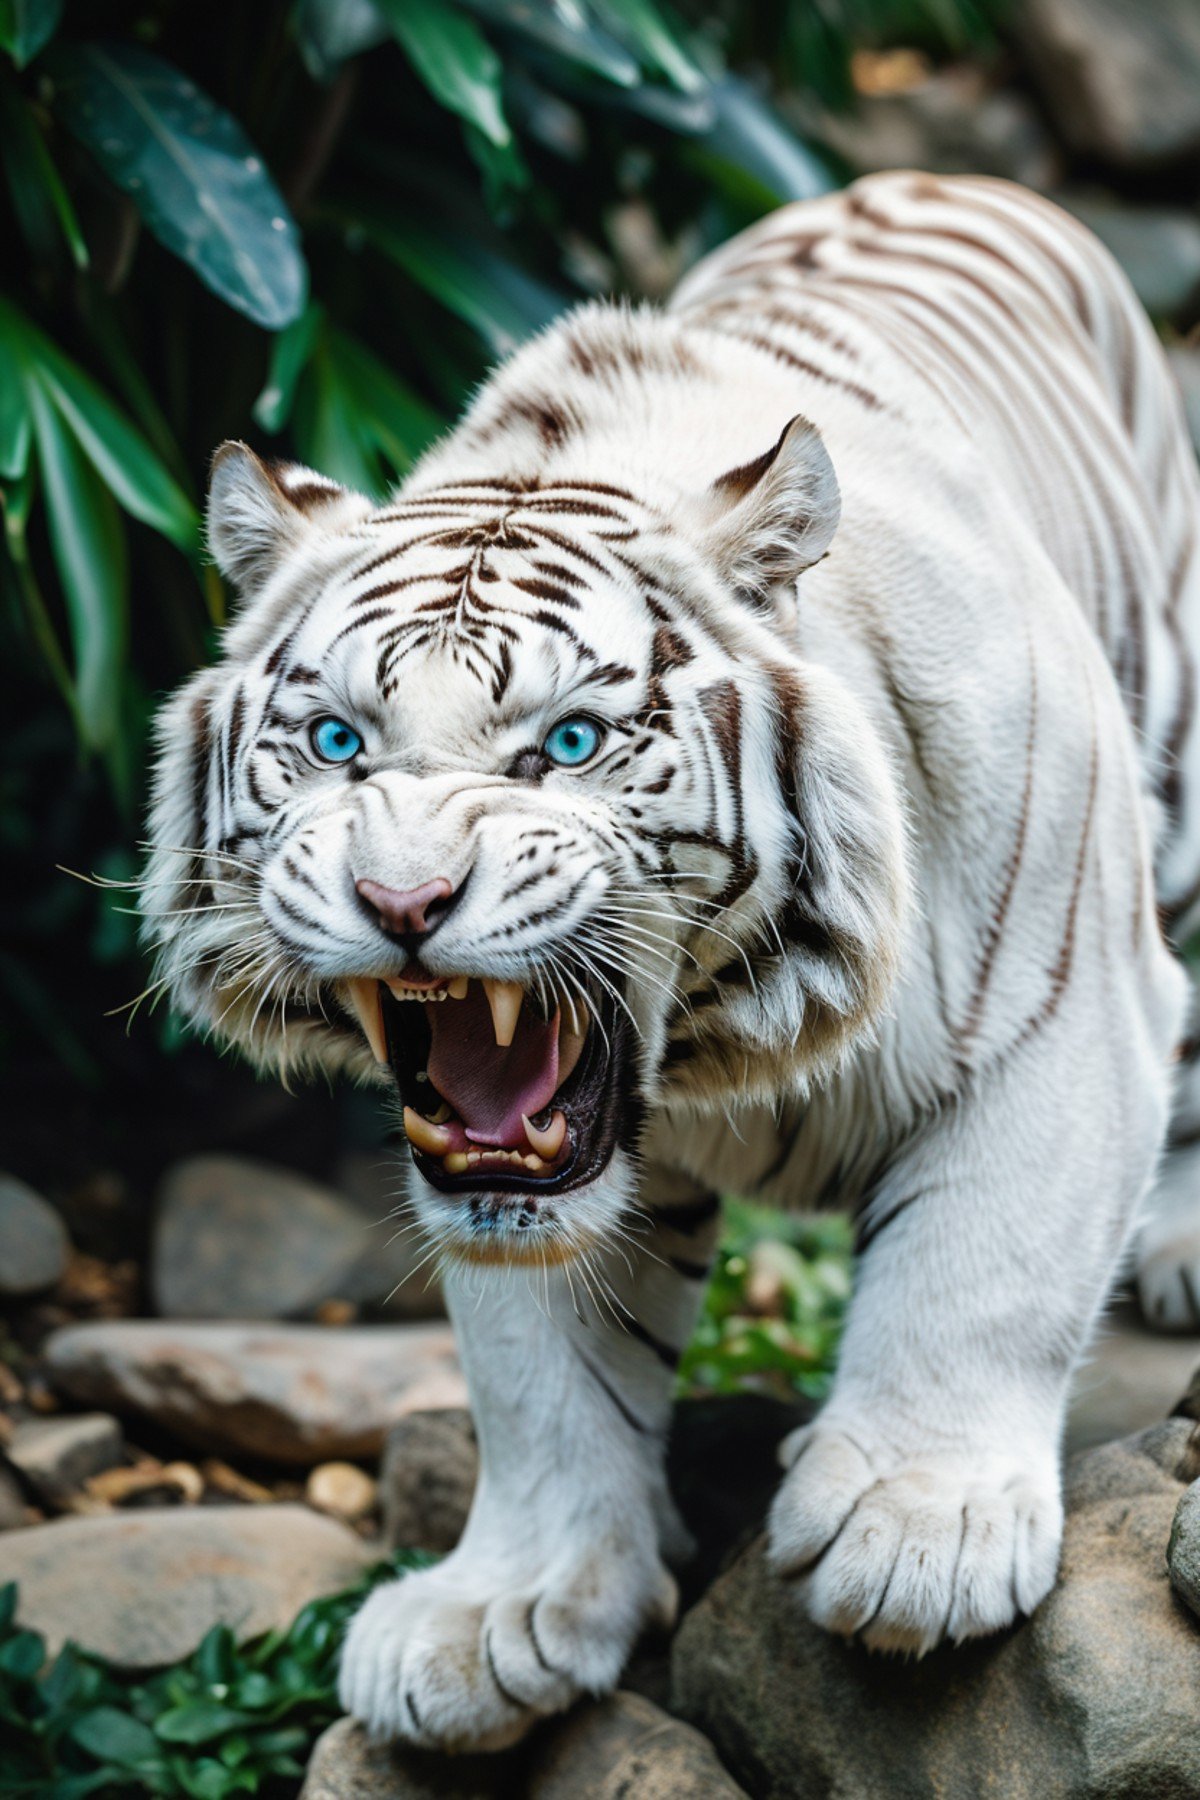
(142, 310), (908, 1267)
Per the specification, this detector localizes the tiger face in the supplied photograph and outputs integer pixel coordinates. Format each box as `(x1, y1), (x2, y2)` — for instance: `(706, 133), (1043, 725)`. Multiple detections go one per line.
(143, 351), (906, 1268)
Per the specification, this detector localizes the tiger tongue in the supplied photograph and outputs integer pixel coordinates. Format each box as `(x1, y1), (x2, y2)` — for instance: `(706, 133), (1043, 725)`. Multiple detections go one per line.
(425, 983), (559, 1148)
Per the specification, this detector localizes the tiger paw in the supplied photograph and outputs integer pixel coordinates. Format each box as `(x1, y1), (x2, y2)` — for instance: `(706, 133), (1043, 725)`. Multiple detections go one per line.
(766, 1421), (1062, 1654)
(338, 1548), (677, 1750)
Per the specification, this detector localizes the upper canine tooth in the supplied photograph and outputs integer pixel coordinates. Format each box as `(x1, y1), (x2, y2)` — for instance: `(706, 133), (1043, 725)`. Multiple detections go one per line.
(522, 1109), (567, 1159)
(482, 978), (524, 1047)
(447, 975), (469, 999)
(346, 978), (387, 1065)
(403, 1106), (453, 1156)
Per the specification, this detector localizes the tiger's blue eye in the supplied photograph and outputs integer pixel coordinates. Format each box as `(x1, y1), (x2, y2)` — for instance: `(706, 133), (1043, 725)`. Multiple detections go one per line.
(311, 717), (363, 764)
(543, 717), (602, 767)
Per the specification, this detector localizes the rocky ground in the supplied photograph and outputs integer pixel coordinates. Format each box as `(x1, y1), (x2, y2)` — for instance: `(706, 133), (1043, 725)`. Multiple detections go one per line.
(5, 1150), (1200, 1797)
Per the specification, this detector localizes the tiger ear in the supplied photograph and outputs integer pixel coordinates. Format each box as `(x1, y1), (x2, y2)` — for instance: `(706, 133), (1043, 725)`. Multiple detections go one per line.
(206, 442), (363, 595)
(697, 415), (840, 608)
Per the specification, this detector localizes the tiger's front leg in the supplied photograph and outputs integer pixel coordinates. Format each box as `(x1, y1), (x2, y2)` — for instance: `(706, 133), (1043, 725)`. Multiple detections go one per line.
(339, 1178), (717, 1750)
(768, 1014), (1173, 1653)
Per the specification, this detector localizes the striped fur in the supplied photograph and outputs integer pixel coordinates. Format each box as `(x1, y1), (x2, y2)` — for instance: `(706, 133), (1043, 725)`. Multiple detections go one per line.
(143, 174), (1200, 1741)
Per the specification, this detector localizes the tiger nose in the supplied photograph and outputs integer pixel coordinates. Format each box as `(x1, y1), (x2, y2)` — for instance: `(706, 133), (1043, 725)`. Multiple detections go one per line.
(356, 876), (457, 945)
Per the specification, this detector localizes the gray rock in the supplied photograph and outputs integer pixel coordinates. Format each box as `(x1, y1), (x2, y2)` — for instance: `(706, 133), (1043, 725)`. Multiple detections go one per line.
(1055, 196), (1200, 319)
(0, 1174), (69, 1296)
(0, 1465), (29, 1531)
(672, 1422), (1200, 1799)
(1, 1504), (370, 1668)
(1017, 0), (1200, 167)
(301, 1716), (505, 1798)
(1066, 1302), (1200, 1454)
(525, 1692), (750, 1798)
(301, 1695), (748, 1799)
(381, 1409), (477, 1553)
(796, 65), (1059, 190)
(43, 1319), (465, 1465)
(5, 1413), (124, 1509)
(334, 1152), (446, 1319)
(1168, 1479), (1200, 1620)
(154, 1155), (385, 1320)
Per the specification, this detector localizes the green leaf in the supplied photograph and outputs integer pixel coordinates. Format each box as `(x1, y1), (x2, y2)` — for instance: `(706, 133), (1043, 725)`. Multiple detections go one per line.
(0, 312), (31, 480)
(0, 0), (61, 68)
(154, 1697), (255, 1745)
(375, 0), (510, 148)
(253, 300), (324, 433)
(327, 328), (442, 468)
(0, 1628), (43, 1678)
(458, 0), (641, 87)
(292, 0), (388, 83)
(0, 1584), (16, 1634)
(48, 42), (308, 329)
(693, 78), (834, 206)
(27, 374), (128, 755)
(346, 204), (562, 354)
(591, 0), (707, 92)
(0, 72), (88, 268)
(69, 1703), (160, 1766)
(0, 297), (198, 548)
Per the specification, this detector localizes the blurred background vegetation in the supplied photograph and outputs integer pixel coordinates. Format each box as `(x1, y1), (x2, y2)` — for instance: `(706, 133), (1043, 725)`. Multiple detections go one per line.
(3, 0), (1200, 1383)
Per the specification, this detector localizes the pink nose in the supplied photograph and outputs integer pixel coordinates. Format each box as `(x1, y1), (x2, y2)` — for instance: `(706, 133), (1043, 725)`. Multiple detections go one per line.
(357, 877), (454, 940)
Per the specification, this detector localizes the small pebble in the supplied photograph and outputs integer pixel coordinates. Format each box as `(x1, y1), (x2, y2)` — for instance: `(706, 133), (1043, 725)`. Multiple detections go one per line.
(305, 1461), (378, 1523)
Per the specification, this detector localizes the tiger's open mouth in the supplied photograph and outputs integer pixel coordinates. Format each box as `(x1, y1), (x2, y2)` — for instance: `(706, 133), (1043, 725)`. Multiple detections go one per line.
(342, 972), (632, 1197)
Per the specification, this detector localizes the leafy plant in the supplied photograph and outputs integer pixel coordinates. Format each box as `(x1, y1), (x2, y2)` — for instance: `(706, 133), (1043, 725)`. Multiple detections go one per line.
(0, 1553), (433, 1799)
(679, 1201), (853, 1401)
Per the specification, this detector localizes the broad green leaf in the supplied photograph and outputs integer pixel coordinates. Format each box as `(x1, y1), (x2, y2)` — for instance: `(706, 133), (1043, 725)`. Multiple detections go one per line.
(292, 0), (388, 83)
(253, 300), (324, 433)
(28, 374), (128, 754)
(293, 341), (383, 496)
(154, 1697), (255, 1744)
(347, 206), (562, 354)
(49, 42), (308, 329)
(591, 0), (707, 92)
(0, 1584), (16, 1633)
(0, 315), (31, 479)
(0, 296), (197, 547)
(458, 0), (640, 87)
(695, 77), (834, 205)
(69, 1703), (160, 1766)
(0, 0), (61, 68)
(327, 328), (442, 468)
(0, 1628), (43, 1677)
(376, 0), (510, 148)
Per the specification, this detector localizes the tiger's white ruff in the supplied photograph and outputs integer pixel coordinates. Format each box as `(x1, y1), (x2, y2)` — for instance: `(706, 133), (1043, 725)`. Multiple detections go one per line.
(142, 173), (1200, 1750)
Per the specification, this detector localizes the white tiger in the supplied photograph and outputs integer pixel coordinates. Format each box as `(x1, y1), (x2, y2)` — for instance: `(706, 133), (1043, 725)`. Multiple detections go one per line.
(142, 172), (1200, 1751)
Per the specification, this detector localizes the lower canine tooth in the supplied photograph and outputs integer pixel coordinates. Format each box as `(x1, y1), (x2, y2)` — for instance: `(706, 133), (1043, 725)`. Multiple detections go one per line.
(448, 975), (469, 999)
(403, 1106), (453, 1156)
(482, 977), (524, 1047)
(444, 1152), (469, 1174)
(346, 978), (387, 1065)
(522, 1109), (567, 1159)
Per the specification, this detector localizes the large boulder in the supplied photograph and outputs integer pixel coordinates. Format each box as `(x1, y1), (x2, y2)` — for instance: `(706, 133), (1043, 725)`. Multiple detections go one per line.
(1016, 0), (1200, 168)
(0, 1174), (69, 1296)
(42, 1319), (465, 1464)
(5, 1412), (124, 1509)
(672, 1415), (1200, 1799)
(153, 1155), (437, 1321)
(0, 1504), (371, 1668)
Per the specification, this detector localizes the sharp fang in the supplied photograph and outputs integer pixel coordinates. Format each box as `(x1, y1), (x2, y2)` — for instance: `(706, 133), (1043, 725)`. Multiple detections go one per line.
(522, 1109), (567, 1159)
(448, 975), (469, 999)
(444, 1152), (469, 1174)
(403, 1106), (453, 1155)
(346, 978), (387, 1064)
(482, 978), (524, 1047)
